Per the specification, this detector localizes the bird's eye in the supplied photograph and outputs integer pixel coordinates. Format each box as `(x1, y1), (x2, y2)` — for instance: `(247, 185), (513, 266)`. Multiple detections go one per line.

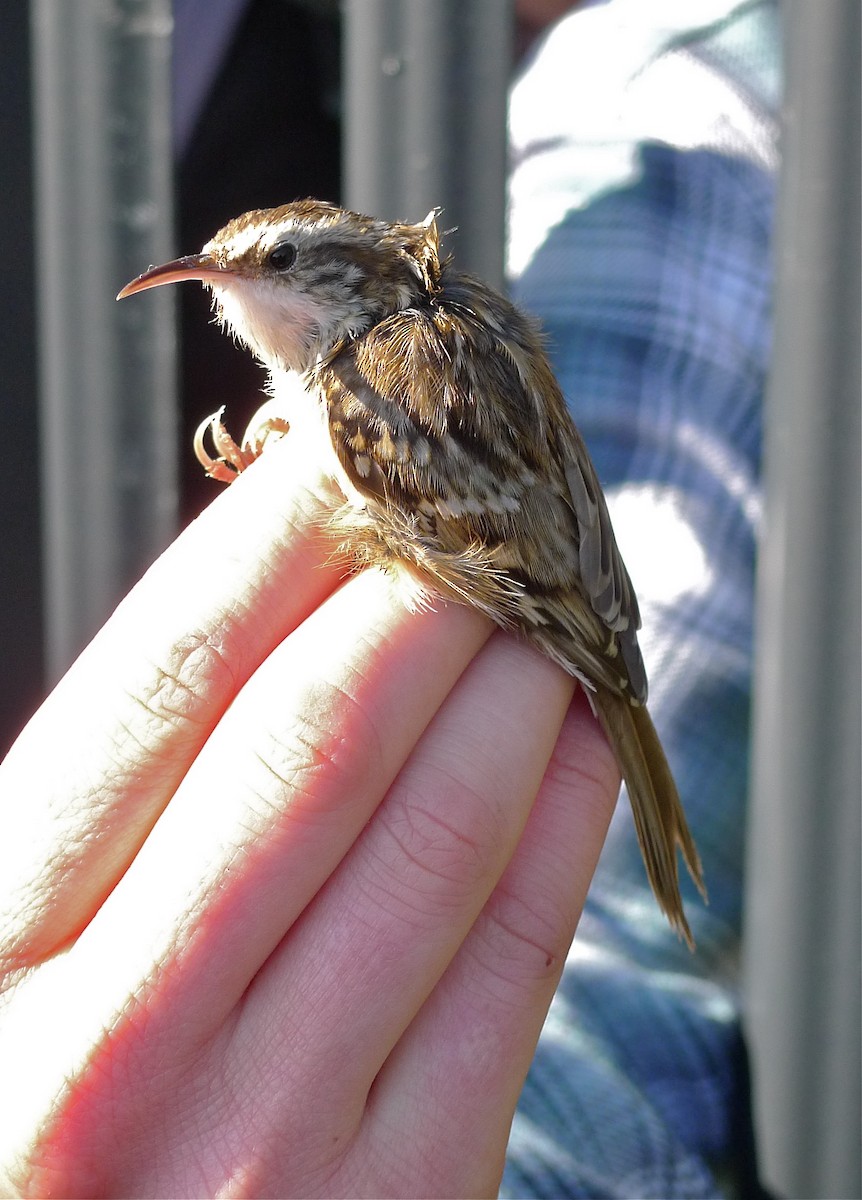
(268, 242), (297, 271)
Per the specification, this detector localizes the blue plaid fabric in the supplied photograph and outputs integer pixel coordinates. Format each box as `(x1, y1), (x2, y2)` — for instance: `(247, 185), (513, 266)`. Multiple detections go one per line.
(503, 3), (780, 1196)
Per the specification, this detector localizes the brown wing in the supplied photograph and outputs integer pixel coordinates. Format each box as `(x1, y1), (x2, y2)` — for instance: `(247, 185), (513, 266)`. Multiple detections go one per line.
(314, 275), (647, 702)
(561, 438), (647, 701)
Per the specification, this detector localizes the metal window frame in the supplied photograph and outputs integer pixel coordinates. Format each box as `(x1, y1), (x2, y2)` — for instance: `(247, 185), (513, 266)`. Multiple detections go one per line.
(743, 4), (861, 1198)
(342, 0), (513, 290)
(30, 0), (179, 682)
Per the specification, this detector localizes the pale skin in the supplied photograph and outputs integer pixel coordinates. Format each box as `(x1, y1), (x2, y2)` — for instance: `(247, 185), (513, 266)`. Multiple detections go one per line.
(0, 431), (619, 1198)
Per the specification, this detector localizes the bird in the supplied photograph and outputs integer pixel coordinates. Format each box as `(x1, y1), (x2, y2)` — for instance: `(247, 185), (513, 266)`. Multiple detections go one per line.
(118, 198), (706, 945)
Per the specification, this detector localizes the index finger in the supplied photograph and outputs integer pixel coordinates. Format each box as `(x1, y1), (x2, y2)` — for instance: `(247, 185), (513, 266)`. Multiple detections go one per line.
(0, 435), (346, 971)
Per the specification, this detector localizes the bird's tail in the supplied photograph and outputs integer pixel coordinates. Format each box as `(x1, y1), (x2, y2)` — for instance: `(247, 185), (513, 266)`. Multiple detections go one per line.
(591, 689), (706, 948)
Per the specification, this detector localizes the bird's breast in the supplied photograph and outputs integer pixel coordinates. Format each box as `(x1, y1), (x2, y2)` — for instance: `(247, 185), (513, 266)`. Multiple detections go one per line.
(267, 367), (373, 519)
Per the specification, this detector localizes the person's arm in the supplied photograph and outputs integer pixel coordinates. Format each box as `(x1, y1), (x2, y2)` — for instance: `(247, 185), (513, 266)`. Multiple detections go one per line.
(0, 431), (618, 1199)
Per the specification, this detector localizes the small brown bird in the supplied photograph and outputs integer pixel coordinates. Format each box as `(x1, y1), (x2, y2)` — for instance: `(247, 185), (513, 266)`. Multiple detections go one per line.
(119, 199), (705, 944)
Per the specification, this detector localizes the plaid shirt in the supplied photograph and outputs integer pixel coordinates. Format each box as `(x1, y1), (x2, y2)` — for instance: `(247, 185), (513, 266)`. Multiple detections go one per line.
(503, 3), (780, 1196)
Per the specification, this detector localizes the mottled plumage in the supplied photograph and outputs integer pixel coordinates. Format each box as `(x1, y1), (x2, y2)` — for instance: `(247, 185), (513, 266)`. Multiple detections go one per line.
(119, 199), (706, 945)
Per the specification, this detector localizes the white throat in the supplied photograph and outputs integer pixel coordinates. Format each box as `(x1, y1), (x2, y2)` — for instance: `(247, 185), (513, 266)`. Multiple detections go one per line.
(210, 277), (331, 373)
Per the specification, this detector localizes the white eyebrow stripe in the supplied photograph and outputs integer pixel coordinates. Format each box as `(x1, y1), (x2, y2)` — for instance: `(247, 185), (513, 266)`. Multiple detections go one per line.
(206, 221), (262, 258)
(207, 216), (346, 262)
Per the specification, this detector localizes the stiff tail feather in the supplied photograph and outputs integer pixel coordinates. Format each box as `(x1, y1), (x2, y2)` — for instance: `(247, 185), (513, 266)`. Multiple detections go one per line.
(591, 690), (706, 949)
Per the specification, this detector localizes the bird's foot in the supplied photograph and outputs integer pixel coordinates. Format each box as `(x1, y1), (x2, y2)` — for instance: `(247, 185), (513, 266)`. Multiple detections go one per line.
(193, 404), (291, 483)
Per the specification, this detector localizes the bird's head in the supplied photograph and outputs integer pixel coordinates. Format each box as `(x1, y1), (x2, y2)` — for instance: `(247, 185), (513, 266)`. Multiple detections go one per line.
(118, 199), (442, 373)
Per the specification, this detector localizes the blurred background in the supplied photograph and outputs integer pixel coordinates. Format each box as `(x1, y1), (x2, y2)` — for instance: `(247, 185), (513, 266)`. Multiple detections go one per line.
(0, 3), (858, 1197)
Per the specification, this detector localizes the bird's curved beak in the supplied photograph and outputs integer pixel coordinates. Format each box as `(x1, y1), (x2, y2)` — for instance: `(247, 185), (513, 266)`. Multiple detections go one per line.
(116, 253), (230, 300)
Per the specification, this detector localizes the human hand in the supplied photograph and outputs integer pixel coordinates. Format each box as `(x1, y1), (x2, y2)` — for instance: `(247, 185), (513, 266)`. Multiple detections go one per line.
(0, 432), (619, 1199)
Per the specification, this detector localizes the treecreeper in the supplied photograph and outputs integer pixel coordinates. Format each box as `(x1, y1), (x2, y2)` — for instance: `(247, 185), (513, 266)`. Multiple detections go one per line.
(119, 199), (706, 946)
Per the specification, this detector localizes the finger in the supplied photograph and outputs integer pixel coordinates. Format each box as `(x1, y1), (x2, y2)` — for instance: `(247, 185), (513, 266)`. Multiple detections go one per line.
(360, 689), (619, 1197)
(0, 571), (494, 1196)
(0, 435), (345, 969)
(217, 637), (576, 1160)
(68, 569), (493, 1033)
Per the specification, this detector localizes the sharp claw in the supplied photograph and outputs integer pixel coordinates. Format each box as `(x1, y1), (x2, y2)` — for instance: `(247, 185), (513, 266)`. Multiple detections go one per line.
(211, 416), (249, 467)
(193, 407), (248, 483)
(242, 412), (291, 459)
(193, 405), (291, 483)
